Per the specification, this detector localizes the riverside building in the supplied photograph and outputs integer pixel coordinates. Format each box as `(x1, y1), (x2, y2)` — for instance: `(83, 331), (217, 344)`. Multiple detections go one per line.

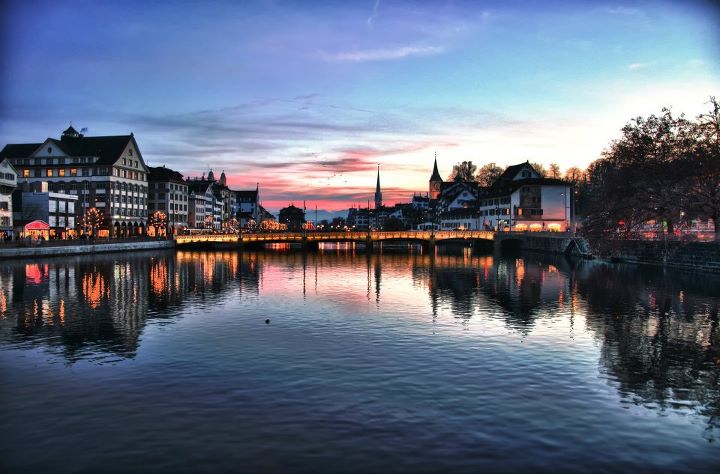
(0, 126), (149, 237)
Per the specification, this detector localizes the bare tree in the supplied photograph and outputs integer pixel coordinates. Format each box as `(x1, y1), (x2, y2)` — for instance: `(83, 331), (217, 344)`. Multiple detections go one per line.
(476, 162), (506, 187)
(548, 163), (561, 179)
(447, 161), (478, 182)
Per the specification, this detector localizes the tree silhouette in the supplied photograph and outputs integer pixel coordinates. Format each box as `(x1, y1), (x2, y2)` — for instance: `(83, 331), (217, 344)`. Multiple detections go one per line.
(149, 210), (167, 237)
(447, 161), (477, 182)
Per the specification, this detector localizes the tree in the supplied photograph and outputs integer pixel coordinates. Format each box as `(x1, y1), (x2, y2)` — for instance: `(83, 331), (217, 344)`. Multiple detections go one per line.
(149, 210), (167, 237)
(583, 106), (695, 239)
(548, 163), (561, 179)
(476, 163), (506, 187)
(224, 217), (239, 233)
(530, 162), (547, 177)
(564, 167), (585, 184)
(383, 216), (405, 231)
(83, 207), (104, 238)
(203, 215), (215, 230)
(447, 161), (477, 182)
(688, 96), (720, 239)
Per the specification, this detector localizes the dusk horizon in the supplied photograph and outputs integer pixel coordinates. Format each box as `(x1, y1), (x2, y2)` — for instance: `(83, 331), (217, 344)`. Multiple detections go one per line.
(2, 0), (718, 212)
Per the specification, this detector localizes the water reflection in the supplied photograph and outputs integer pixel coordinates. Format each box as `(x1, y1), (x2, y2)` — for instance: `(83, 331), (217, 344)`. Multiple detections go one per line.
(1, 248), (719, 435)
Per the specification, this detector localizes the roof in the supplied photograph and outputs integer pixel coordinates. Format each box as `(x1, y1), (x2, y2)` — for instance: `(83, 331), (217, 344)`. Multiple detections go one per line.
(148, 166), (185, 183)
(234, 189), (258, 199)
(1, 134), (137, 167)
(429, 157), (442, 182)
(187, 180), (214, 194)
(483, 177), (568, 199)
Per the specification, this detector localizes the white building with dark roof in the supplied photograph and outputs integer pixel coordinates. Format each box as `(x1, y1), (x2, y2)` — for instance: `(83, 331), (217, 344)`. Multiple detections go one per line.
(0, 126), (149, 237)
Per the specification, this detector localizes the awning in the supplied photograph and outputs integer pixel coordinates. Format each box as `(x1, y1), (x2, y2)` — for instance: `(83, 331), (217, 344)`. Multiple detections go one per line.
(24, 220), (50, 231)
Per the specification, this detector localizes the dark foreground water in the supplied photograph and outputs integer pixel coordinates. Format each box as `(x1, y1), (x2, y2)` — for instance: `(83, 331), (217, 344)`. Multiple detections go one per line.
(1, 248), (719, 473)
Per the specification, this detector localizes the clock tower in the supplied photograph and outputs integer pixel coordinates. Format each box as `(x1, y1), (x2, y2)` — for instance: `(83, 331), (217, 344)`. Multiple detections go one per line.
(429, 153), (443, 200)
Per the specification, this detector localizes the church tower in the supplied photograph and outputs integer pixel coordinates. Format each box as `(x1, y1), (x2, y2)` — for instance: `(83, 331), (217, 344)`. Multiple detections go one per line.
(429, 153), (443, 200)
(374, 165), (382, 209)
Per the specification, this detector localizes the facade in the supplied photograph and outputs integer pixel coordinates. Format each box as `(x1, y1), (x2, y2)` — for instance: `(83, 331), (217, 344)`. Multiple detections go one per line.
(0, 159), (18, 237)
(478, 162), (572, 231)
(12, 188), (79, 238)
(0, 126), (149, 237)
(235, 186), (260, 227)
(148, 166), (189, 234)
(187, 179), (216, 229)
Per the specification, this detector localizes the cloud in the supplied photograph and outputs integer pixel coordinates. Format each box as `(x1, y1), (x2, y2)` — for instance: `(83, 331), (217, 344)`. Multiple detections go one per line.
(367, 0), (380, 29)
(321, 45), (444, 62)
(627, 62), (649, 70)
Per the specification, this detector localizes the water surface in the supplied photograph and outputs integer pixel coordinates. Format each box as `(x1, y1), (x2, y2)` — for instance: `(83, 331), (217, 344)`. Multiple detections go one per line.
(1, 249), (718, 473)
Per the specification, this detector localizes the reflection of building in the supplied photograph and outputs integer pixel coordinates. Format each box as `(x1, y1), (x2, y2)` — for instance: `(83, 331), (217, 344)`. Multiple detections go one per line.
(12, 187), (78, 238)
(1, 126), (150, 237)
(0, 158), (17, 237)
(148, 166), (189, 233)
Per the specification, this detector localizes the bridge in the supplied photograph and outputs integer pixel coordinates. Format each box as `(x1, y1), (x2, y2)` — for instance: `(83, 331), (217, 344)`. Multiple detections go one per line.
(174, 230), (592, 256)
(176, 230), (494, 247)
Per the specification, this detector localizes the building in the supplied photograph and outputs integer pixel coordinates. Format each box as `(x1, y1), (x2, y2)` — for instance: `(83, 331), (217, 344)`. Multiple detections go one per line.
(235, 185), (261, 227)
(279, 204), (305, 231)
(429, 154), (443, 200)
(12, 185), (79, 239)
(0, 126), (149, 237)
(478, 161), (572, 231)
(0, 159), (18, 238)
(148, 166), (189, 234)
(187, 178), (216, 229)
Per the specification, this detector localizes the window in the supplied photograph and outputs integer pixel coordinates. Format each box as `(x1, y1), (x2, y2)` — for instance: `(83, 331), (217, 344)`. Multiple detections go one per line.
(58, 169), (66, 177)
(48, 147), (52, 154)
(23, 169), (30, 177)
(47, 169), (54, 177)
(0, 202), (7, 210)
(70, 168), (77, 176)
(49, 200), (57, 212)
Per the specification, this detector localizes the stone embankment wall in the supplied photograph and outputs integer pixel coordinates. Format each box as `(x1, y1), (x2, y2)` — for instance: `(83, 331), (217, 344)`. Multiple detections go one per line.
(0, 240), (175, 260)
(590, 240), (720, 273)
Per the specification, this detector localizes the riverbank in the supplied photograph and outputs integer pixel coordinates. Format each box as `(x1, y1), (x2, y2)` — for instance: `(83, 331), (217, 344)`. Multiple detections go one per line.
(0, 239), (175, 260)
(590, 239), (720, 273)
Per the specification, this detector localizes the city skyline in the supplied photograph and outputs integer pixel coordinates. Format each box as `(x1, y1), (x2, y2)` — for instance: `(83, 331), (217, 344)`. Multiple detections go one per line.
(1, 0), (718, 211)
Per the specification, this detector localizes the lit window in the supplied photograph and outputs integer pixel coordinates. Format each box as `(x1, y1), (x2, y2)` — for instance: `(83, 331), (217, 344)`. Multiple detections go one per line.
(58, 169), (66, 177)
(70, 168), (77, 176)
(23, 169), (30, 177)
(47, 169), (54, 177)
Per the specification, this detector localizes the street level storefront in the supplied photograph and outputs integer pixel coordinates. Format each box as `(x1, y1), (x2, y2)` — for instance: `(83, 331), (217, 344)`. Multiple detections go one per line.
(23, 220), (50, 239)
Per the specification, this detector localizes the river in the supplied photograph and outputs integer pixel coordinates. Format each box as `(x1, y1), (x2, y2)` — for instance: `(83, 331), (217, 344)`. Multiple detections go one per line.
(1, 248), (718, 473)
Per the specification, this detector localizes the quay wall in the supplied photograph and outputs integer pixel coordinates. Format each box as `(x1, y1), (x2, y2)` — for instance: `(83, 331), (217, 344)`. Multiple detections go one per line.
(0, 240), (175, 260)
(590, 239), (720, 273)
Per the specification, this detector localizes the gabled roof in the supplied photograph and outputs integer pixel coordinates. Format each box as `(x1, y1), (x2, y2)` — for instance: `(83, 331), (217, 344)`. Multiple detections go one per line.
(187, 180), (214, 194)
(0, 143), (43, 159)
(1, 134), (138, 167)
(483, 177), (568, 199)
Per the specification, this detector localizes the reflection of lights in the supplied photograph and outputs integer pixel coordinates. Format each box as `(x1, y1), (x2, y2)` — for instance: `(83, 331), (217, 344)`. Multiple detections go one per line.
(59, 299), (65, 325)
(82, 272), (108, 309)
(0, 288), (6, 317)
(515, 259), (525, 285)
(150, 260), (169, 297)
(25, 264), (48, 284)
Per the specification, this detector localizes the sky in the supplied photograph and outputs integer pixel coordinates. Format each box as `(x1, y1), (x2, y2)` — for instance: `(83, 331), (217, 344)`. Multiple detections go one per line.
(1, 0), (718, 213)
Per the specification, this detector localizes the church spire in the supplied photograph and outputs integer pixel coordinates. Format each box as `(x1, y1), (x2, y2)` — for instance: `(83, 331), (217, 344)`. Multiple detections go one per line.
(429, 152), (443, 200)
(374, 164), (382, 209)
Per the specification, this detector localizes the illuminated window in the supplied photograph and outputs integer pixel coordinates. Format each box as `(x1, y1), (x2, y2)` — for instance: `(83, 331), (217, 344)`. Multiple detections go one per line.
(70, 168), (77, 176)
(58, 169), (66, 177)
(23, 169), (30, 177)
(47, 169), (54, 177)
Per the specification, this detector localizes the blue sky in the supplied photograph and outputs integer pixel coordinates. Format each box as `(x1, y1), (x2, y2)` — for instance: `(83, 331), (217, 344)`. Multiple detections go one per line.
(1, 0), (718, 210)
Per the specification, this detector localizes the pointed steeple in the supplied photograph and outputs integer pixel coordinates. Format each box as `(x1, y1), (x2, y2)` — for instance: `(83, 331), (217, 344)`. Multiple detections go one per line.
(374, 164), (382, 209)
(430, 151), (442, 181)
(429, 152), (443, 200)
